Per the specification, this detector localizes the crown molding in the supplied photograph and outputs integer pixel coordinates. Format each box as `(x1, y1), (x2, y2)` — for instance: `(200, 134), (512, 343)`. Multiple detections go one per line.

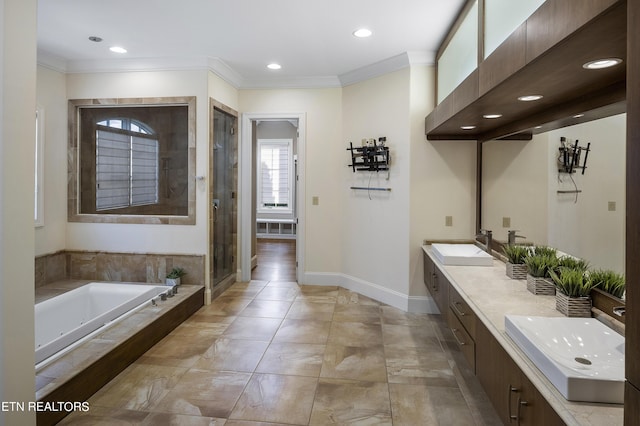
(36, 51), (434, 89)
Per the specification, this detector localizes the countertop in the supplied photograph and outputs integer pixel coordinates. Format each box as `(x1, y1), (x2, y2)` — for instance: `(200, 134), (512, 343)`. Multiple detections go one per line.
(422, 245), (624, 426)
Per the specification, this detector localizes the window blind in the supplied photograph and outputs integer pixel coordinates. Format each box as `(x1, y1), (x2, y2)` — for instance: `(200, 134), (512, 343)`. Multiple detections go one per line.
(259, 141), (290, 209)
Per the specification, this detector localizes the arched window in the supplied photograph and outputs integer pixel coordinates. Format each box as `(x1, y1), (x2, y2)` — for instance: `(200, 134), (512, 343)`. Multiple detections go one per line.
(95, 118), (158, 210)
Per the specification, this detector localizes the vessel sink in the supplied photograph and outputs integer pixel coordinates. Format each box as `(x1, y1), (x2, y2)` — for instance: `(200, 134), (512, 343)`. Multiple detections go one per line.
(431, 243), (493, 266)
(505, 315), (624, 404)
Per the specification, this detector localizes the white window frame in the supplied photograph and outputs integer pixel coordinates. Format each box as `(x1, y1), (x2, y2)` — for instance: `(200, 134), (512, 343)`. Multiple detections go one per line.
(35, 105), (45, 227)
(257, 138), (293, 214)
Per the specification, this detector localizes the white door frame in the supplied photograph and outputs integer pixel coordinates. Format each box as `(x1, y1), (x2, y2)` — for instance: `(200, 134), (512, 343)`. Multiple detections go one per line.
(239, 112), (306, 282)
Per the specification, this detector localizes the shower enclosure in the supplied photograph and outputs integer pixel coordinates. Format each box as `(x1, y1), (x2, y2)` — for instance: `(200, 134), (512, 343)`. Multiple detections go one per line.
(210, 102), (238, 292)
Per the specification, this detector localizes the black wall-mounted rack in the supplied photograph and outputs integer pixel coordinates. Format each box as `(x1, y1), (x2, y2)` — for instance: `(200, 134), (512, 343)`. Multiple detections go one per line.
(347, 138), (390, 172)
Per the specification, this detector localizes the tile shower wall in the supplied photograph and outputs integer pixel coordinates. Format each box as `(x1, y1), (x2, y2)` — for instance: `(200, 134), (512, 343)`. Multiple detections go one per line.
(35, 251), (205, 287)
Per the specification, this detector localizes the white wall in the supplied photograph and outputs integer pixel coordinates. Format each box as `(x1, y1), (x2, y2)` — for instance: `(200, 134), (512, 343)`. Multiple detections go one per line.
(65, 70), (210, 255)
(0, 0), (37, 423)
(342, 69), (412, 301)
(482, 134), (549, 245)
(547, 114), (626, 273)
(408, 66), (477, 304)
(35, 66), (67, 255)
(239, 88), (344, 275)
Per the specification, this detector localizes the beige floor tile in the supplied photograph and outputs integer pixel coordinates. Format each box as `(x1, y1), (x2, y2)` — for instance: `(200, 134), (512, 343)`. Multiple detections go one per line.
(336, 288), (381, 306)
(327, 321), (383, 347)
(332, 303), (381, 324)
(381, 323), (440, 348)
(139, 328), (216, 367)
(224, 421), (290, 426)
(389, 383), (476, 426)
(142, 412), (227, 425)
(193, 338), (269, 372)
(89, 363), (188, 411)
(204, 296), (254, 316)
(222, 316), (282, 341)
(320, 344), (388, 382)
(239, 299), (293, 318)
(256, 342), (325, 377)
(254, 286), (299, 301)
(229, 373), (318, 424)
(265, 280), (300, 289)
(272, 319), (331, 344)
(385, 345), (457, 386)
(380, 306), (433, 326)
(156, 369), (252, 418)
(309, 378), (392, 425)
(57, 406), (149, 425)
(286, 299), (336, 321)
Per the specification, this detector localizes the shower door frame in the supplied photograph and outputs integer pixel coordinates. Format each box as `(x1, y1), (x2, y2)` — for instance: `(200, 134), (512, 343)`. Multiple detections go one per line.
(209, 99), (239, 301)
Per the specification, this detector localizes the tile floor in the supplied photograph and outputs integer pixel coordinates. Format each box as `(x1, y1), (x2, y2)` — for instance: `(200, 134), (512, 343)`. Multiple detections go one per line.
(60, 280), (501, 425)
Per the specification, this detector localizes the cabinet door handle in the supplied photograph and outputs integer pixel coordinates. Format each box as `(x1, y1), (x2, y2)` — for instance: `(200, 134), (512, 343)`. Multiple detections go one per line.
(451, 328), (466, 346)
(452, 301), (467, 317)
(432, 273), (438, 291)
(516, 397), (528, 425)
(508, 385), (519, 421)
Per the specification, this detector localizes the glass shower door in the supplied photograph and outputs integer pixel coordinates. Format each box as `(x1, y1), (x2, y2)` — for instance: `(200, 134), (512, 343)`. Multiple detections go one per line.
(212, 108), (236, 287)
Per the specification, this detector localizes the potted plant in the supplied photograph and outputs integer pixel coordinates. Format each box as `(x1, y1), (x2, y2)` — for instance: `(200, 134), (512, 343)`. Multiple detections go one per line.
(524, 253), (557, 295)
(589, 269), (625, 299)
(532, 245), (557, 258)
(502, 244), (530, 280)
(166, 267), (186, 286)
(549, 267), (595, 317)
(555, 256), (589, 273)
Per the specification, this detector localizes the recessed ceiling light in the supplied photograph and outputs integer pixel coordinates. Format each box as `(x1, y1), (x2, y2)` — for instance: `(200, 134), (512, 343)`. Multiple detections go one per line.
(573, 113), (585, 118)
(267, 63), (282, 70)
(88, 36), (103, 43)
(483, 114), (502, 119)
(461, 125), (476, 130)
(353, 28), (372, 38)
(518, 95), (543, 102)
(109, 46), (127, 54)
(583, 58), (623, 70)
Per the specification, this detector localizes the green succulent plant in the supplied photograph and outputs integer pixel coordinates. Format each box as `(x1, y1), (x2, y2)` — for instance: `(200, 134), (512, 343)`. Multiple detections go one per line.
(502, 244), (530, 265)
(167, 267), (187, 279)
(524, 254), (558, 278)
(533, 245), (557, 258)
(549, 266), (594, 297)
(588, 269), (625, 299)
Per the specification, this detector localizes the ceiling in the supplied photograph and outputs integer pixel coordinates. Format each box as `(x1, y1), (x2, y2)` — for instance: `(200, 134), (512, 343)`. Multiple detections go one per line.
(37, 0), (465, 88)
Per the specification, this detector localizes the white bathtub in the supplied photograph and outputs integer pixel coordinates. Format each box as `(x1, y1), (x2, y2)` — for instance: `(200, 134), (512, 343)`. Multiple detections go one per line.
(35, 282), (169, 366)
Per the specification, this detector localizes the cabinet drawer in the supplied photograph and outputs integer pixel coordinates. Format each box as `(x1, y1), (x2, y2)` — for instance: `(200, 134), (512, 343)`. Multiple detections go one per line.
(449, 286), (476, 339)
(448, 308), (476, 373)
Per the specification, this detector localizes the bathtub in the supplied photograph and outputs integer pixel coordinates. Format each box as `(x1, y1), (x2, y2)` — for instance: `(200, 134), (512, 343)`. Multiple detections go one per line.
(35, 282), (170, 366)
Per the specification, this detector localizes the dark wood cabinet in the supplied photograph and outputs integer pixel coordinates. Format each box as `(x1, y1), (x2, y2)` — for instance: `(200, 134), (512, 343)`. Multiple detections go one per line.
(423, 251), (448, 314)
(476, 321), (565, 426)
(448, 285), (477, 373)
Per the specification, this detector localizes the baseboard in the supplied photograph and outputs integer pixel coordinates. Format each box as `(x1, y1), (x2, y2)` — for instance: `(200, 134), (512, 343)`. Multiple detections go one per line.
(301, 272), (438, 314)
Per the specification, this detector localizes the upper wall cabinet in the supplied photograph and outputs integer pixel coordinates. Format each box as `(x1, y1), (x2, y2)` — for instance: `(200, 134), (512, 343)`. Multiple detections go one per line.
(427, 0), (626, 142)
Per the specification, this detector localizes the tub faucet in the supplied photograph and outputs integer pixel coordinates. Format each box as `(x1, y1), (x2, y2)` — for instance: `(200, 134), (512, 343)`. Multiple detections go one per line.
(476, 229), (493, 255)
(613, 306), (625, 317)
(508, 230), (526, 245)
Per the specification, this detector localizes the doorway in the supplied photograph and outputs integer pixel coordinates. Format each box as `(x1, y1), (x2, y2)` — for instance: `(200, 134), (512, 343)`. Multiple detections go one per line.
(240, 113), (306, 283)
(210, 100), (238, 297)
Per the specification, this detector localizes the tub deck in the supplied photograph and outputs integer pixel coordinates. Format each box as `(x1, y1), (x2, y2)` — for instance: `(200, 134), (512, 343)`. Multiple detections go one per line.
(35, 280), (204, 426)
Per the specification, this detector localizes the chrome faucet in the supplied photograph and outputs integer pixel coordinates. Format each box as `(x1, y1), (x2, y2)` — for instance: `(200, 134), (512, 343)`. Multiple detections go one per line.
(508, 230), (526, 245)
(613, 306), (625, 317)
(476, 229), (493, 255)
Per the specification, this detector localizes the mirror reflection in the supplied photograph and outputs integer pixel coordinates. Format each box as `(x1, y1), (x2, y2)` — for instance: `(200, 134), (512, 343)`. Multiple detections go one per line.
(482, 113), (626, 273)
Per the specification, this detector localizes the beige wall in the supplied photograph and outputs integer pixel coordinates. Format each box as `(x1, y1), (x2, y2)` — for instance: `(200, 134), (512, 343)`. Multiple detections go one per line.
(239, 88), (344, 275)
(1, 0), (37, 423)
(35, 66), (68, 256)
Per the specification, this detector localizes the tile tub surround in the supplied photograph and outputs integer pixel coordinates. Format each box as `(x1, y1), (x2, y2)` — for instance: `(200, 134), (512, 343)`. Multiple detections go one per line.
(59, 281), (502, 425)
(36, 281), (204, 426)
(35, 250), (205, 287)
(422, 245), (624, 426)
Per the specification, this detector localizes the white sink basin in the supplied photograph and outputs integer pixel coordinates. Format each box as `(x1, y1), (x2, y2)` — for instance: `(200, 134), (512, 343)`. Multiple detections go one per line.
(505, 315), (625, 404)
(431, 243), (493, 266)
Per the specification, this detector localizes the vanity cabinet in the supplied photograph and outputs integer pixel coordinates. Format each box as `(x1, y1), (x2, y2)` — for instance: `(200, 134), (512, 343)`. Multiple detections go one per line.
(476, 320), (565, 426)
(423, 251), (448, 314)
(448, 285), (477, 373)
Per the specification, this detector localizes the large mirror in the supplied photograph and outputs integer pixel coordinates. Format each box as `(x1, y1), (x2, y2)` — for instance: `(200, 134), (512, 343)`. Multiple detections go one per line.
(68, 97), (196, 224)
(482, 113), (626, 273)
